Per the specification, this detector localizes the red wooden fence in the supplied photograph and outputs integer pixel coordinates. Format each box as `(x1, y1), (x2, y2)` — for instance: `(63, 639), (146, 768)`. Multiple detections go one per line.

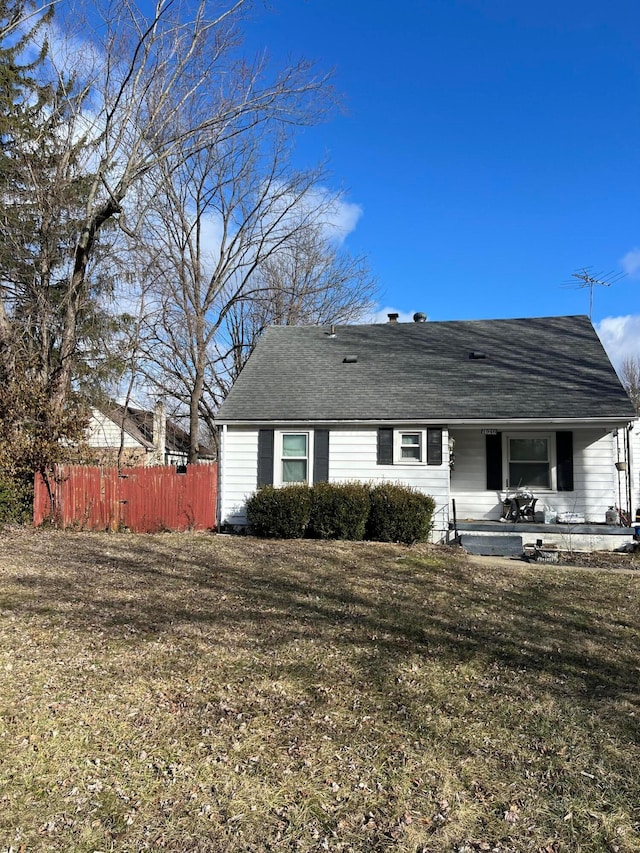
(33, 464), (218, 533)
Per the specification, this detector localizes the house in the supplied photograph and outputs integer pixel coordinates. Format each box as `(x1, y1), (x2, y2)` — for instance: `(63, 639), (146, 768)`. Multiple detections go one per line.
(215, 314), (639, 545)
(85, 401), (216, 467)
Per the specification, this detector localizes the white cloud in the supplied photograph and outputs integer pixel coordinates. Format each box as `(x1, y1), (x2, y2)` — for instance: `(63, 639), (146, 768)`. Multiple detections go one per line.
(321, 195), (362, 245)
(282, 185), (362, 245)
(198, 211), (227, 271)
(595, 314), (640, 369)
(44, 20), (103, 82)
(620, 249), (640, 278)
(191, 186), (363, 279)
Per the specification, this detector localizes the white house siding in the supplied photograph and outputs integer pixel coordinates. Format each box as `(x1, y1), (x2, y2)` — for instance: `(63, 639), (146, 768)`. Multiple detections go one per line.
(222, 423), (638, 532)
(627, 419), (640, 522)
(617, 418), (640, 524)
(572, 429), (618, 521)
(328, 426), (451, 540)
(450, 427), (620, 523)
(86, 411), (143, 449)
(449, 430), (496, 520)
(220, 425), (451, 537)
(220, 427), (259, 526)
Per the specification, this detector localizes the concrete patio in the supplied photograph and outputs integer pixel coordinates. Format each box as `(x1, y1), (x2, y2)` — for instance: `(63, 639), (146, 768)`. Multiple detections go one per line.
(448, 519), (639, 555)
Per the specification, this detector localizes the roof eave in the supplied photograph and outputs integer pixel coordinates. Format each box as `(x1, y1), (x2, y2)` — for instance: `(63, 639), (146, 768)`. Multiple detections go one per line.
(216, 415), (636, 428)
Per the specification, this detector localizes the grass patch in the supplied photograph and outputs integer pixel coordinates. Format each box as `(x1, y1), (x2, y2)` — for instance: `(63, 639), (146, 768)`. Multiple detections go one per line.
(0, 530), (638, 851)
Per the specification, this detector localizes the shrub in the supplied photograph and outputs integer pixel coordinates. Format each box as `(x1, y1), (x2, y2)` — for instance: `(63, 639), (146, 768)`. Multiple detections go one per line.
(367, 482), (435, 544)
(0, 473), (33, 525)
(308, 482), (371, 541)
(246, 480), (436, 545)
(246, 484), (312, 538)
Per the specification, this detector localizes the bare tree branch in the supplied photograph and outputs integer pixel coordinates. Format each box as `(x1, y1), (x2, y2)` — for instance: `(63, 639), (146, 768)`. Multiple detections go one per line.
(620, 355), (640, 414)
(131, 121), (375, 458)
(35, 0), (334, 415)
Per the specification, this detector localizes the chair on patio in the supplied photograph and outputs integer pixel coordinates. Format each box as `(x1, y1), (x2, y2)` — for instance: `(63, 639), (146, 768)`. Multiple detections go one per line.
(501, 491), (537, 523)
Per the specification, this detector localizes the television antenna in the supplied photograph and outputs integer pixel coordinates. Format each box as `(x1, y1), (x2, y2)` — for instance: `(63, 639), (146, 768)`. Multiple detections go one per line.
(561, 267), (625, 320)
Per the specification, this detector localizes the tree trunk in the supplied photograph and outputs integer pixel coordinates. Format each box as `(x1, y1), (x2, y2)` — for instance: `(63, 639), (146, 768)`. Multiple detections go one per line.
(189, 363), (205, 464)
(49, 199), (121, 417)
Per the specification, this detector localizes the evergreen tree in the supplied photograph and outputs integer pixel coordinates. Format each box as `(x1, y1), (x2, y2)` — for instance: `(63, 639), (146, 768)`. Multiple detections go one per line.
(0, 1), (93, 487)
(0, 0), (52, 356)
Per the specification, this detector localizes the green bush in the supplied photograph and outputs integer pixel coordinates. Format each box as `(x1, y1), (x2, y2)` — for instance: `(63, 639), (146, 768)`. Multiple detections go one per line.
(0, 473), (33, 524)
(367, 482), (435, 544)
(307, 482), (371, 540)
(246, 484), (312, 538)
(246, 480), (436, 544)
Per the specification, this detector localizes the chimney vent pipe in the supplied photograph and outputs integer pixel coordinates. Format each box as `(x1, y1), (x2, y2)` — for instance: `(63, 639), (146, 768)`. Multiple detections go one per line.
(152, 400), (166, 465)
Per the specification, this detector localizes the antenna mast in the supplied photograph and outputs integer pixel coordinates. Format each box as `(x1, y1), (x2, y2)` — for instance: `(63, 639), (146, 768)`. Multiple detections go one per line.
(561, 267), (625, 319)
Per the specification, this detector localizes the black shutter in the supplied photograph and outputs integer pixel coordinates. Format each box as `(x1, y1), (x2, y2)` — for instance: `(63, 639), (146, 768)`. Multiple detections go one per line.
(486, 432), (502, 490)
(313, 429), (329, 483)
(257, 429), (274, 486)
(427, 428), (443, 465)
(556, 431), (574, 491)
(377, 428), (393, 465)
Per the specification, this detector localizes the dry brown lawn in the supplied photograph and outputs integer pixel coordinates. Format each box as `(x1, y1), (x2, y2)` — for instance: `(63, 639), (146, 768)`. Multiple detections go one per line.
(0, 529), (638, 852)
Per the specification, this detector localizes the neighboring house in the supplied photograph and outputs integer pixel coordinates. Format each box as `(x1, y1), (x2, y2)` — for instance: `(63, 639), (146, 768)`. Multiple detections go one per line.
(85, 401), (216, 467)
(215, 314), (639, 540)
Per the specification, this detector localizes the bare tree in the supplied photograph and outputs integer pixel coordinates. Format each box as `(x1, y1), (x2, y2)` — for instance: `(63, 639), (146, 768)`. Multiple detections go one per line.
(620, 355), (640, 414)
(132, 120), (375, 461)
(2, 0), (332, 434)
(219, 221), (376, 394)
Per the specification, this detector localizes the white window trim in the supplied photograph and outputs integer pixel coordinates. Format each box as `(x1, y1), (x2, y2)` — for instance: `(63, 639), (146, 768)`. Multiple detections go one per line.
(393, 429), (427, 465)
(274, 430), (315, 486)
(505, 432), (555, 492)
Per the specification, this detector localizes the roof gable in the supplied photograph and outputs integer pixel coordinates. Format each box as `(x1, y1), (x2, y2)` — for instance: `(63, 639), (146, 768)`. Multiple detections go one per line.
(95, 403), (215, 456)
(216, 315), (636, 423)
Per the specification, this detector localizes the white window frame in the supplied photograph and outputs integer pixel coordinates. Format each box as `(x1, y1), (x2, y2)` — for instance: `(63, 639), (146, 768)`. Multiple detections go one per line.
(505, 432), (554, 491)
(393, 429), (427, 465)
(274, 430), (314, 486)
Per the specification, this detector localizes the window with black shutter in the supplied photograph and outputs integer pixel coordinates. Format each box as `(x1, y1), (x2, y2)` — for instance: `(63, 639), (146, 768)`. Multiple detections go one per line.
(556, 431), (574, 491)
(257, 429), (274, 486)
(377, 427), (444, 465)
(486, 432), (502, 490)
(313, 430), (330, 483)
(427, 428), (443, 465)
(377, 428), (394, 465)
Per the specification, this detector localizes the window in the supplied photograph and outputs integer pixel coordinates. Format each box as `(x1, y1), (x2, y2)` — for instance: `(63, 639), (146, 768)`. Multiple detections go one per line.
(393, 430), (424, 464)
(258, 430), (328, 487)
(508, 435), (550, 489)
(281, 433), (309, 483)
(378, 428), (443, 466)
(400, 432), (422, 461)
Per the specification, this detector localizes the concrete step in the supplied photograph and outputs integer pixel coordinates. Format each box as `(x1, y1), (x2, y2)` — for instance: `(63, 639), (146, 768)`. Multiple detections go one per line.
(461, 534), (524, 557)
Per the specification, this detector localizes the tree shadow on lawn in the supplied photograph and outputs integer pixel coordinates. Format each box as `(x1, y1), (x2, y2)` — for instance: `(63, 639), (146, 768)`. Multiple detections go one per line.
(5, 532), (640, 744)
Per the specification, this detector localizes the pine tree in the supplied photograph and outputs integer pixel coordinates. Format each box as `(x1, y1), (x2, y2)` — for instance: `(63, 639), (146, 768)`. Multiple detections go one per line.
(0, 1), (92, 488)
(0, 0), (54, 378)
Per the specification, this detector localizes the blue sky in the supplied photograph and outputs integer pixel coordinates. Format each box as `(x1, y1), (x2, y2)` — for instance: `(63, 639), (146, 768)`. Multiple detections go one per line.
(243, 0), (640, 367)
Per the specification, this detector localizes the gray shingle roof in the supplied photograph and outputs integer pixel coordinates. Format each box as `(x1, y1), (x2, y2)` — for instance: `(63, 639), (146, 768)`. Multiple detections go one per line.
(216, 315), (636, 423)
(97, 403), (216, 457)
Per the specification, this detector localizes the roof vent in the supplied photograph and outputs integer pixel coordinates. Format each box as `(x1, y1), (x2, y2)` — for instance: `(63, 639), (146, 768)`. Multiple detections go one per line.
(343, 355), (358, 364)
(387, 313), (399, 323)
(413, 312), (427, 322)
(469, 351), (487, 360)
(326, 324), (336, 338)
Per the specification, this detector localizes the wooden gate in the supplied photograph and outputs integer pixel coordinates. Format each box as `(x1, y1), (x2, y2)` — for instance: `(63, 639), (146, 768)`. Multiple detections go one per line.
(33, 464), (218, 532)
